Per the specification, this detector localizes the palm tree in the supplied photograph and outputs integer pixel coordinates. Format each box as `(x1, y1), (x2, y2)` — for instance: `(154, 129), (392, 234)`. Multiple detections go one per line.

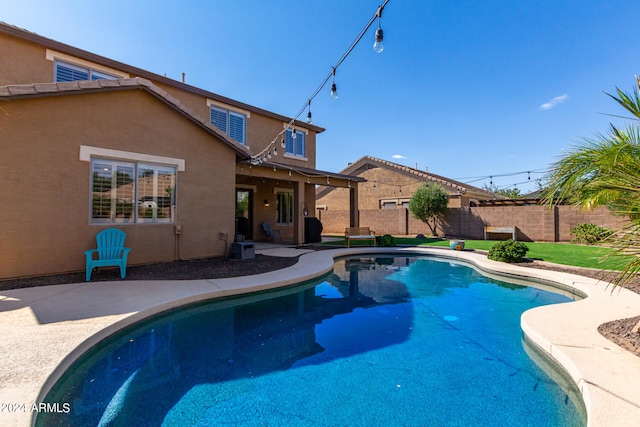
(542, 77), (640, 286)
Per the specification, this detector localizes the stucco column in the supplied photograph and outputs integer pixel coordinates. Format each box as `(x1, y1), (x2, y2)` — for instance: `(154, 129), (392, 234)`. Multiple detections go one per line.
(349, 185), (359, 227)
(294, 180), (305, 245)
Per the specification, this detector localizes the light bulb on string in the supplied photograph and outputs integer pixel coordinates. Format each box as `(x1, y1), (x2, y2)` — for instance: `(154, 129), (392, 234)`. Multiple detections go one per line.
(330, 67), (338, 99)
(374, 28), (384, 53)
(330, 83), (338, 99)
(306, 100), (312, 124)
(373, 6), (384, 53)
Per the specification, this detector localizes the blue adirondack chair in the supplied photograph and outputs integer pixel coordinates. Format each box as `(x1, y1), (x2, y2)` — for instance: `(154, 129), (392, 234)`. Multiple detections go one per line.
(84, 228), (131, 281)
(261, 221), (282, 242)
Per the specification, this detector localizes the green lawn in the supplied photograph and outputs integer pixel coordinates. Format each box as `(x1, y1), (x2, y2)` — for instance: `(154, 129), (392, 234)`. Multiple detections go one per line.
(323, 236), (632, 271)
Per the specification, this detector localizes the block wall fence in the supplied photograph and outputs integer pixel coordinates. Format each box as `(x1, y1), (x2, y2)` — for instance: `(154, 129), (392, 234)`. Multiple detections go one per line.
(316, 205), (628, 242)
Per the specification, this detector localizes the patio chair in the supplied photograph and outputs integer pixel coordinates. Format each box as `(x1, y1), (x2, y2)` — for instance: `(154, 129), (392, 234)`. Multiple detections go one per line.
(84, 228), (131, 281)
(261, 221), (282, 242)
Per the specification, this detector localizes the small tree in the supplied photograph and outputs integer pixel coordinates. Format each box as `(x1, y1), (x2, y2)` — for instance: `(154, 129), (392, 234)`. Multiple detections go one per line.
(408, 183), (449, 236)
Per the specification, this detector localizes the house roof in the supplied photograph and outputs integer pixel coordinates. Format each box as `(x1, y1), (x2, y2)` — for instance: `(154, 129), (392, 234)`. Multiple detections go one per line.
(316, 155), (497, 199)
(0, 21), (325, 135)
(0, 77), (251, 160)
(245, 160), (367, 183)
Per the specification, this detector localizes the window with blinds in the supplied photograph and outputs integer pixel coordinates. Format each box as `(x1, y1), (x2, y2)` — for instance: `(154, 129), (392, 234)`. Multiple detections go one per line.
(90, 158), (176, 224)
(285, 129), (305, 157)
(55, 61), (118, 82)
(210, 106), (246, 145)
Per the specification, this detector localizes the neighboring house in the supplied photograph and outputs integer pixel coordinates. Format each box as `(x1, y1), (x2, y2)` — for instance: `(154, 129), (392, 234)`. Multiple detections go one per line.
(316, 155), (498, 212)
(0, 22), (362, 279)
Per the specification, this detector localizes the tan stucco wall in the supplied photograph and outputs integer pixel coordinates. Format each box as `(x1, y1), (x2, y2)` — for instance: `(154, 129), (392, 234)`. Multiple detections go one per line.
(1, 90), (237, 279)
(0, 32), (54, 85)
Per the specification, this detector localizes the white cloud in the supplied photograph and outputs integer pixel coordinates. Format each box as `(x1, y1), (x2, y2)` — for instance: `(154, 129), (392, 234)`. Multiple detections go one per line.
(392, 154), (407, 159)
(540, 94), (569, 110)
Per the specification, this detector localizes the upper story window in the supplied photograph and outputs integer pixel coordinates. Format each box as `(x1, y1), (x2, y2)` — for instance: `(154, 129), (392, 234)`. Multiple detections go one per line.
(210, 106), (246, 145)
(285, 129), (306, 157)
(55, 61), (119, 82)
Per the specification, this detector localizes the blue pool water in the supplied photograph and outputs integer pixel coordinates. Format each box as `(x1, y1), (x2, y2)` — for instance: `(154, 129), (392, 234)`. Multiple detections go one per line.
(39, 256), (586, 426)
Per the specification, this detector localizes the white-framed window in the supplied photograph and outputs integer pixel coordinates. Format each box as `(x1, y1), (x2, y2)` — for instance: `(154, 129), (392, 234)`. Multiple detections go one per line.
(55, 60), (119, 82)
(285, 129), (305, 157)
(210, 106), (246, 144)
(91, 158), (176, 224)
(276, 191), (294, 225)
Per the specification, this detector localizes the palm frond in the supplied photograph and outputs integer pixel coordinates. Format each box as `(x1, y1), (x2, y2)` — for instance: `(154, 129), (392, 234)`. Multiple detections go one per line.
(605, 83), (640, 120)
(542, 79), (640, 288)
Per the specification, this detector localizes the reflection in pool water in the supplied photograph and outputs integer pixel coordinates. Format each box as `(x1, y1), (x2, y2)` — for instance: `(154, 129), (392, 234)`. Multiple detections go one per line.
(38, 256), (586, 426)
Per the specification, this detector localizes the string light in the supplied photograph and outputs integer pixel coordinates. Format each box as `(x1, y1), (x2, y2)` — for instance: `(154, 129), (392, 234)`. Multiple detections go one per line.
(373, 6), (384, 53)
(249, 0), (391, 165)
(454, 168), (548, 184)
(330, 67), (339, 100)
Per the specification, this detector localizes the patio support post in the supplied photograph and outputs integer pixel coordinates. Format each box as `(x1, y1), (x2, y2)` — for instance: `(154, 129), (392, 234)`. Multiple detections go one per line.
(294, 180), (305, 245)
(349, 184), (359, 227)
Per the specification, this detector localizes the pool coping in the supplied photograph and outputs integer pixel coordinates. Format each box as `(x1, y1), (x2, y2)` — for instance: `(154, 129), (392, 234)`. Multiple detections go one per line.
(0, 247), (639, 426)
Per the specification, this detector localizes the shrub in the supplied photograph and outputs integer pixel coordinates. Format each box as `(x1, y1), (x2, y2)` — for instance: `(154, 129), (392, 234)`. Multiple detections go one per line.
(569, 223), (614, 245)
(376, 234), (396, 247)
(487, 239), (529, 263)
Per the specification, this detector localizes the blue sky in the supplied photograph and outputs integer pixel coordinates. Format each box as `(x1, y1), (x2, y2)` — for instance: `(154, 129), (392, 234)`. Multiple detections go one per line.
(4, 0), (640, 193)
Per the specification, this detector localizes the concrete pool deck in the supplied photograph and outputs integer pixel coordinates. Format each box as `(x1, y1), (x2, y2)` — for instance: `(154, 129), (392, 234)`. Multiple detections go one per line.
(1, 247), (639, 426)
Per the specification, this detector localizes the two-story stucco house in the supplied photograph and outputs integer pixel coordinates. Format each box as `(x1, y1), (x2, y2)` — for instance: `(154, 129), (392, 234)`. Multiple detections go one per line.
(0, 22), (362, 279)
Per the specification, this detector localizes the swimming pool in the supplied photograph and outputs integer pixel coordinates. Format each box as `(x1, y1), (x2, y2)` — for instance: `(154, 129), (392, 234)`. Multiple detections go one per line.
(37, 255), (586, 426)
